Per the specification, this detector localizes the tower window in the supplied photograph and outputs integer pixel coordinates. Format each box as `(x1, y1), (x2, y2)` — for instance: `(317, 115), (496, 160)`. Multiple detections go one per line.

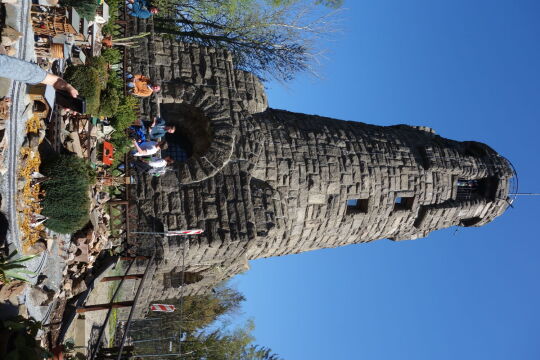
(456, 179), (479, 201)
(456, 177), (498, 202)
(394, 196), (414, 211)
(163, 271), (203, 288)
(346, 198), (369, 214)
(460, 217), (482, 227)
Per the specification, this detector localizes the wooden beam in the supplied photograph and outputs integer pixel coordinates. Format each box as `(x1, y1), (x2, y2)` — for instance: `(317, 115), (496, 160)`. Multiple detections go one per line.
(109, 200), (129, 205)
(76, 301), (134, 313)
(101, 274), (144, 282)
(120, 256), (150, 261)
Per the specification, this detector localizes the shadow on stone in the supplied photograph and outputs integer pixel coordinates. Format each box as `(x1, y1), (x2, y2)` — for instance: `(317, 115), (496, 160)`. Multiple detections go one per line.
(0, 210), (9, 250)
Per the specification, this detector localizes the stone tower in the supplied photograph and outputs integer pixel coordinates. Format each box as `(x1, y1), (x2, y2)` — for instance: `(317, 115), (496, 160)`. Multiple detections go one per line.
(125, 33), (514, 312)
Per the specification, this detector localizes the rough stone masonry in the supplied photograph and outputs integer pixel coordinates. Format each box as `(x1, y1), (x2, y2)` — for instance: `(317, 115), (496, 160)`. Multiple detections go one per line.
(124, 22), (514, 314)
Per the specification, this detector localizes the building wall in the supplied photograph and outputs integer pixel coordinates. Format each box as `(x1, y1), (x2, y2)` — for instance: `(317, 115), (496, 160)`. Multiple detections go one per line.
(124, 25), (513, 315)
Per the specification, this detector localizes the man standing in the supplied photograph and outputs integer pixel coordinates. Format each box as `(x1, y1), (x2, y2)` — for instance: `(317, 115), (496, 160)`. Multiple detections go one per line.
(148, 116), (175, 140)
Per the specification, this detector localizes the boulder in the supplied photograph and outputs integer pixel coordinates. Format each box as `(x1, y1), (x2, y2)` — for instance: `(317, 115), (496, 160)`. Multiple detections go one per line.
(27, 239), (47, 255)
(74, 243), (90, 263)
(0, 281), (27, 303)
(17, 304), (29, 318)
(71, 278), (87, 296)
(1, 27), (22, 47)
(29, 286), (53, 306)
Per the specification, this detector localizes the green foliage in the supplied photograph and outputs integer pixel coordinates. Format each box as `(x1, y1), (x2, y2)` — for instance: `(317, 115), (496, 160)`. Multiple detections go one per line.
(99, 87), (120, 117)
(106, 69), (124, 91)
(146, 285), (245, 334)
(130, 283), (281, 359)
(101, 48), (122, 65)
(181, 320), (283, 360)
(0, 251), (37, 284)
(64, 65), (102, 114)
(153, 0), (341, 81)
(59, 0), (98, 20)
(86, 56), (109, 89)
(40, 155), (95, 234)
(109, 96), (138, 163)
(64, 57), (129, 117)
(0, 316), (50, 360)
(102, 0), (120, 35)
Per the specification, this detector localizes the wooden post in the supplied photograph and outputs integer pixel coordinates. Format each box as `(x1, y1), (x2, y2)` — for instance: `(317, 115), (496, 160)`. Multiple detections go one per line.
(76, 301), (134, 313)
(120, 256), (150, 261)
(101, 274), (144, 282)
(109, 200), (129, 205)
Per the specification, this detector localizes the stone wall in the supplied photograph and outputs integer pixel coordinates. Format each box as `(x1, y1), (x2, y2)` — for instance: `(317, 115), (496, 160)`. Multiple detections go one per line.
(124, 20), (513, 316)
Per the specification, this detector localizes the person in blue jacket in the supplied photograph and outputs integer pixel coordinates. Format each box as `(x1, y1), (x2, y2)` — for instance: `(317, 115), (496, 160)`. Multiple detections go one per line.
(127, 0), (159, 19)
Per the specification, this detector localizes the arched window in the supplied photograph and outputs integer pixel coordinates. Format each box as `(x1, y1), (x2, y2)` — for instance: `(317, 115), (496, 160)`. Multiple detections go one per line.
(160, 103), (212, 163)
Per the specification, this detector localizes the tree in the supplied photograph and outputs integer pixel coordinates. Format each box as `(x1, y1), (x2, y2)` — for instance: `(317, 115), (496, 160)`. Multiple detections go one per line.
(181, 320), (283, 360)
(128, 284), (283, 359)
(153, 0), (341, 81)
(144, 284), (246, 334)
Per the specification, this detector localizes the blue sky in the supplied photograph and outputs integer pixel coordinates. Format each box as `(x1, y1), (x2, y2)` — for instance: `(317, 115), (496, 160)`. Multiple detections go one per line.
(231, 1), (540, 359)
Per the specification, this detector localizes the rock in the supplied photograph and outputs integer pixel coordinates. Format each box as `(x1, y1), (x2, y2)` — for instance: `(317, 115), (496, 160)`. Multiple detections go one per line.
(0, 281), (27, 303)
(6, 47), (16, 56)
(17, 304), (29, 318)
(16, 178), (25, 191)
(74, 243), (90, 263)
(71, 279), (87, 296)
(22, 133), (40, 149)
(29, 286), (53, 306)
(1, 27), (22, 47)
(36, 274), (48, 286)
(96, 191), (111, 205)
(27, 240), (47, 255)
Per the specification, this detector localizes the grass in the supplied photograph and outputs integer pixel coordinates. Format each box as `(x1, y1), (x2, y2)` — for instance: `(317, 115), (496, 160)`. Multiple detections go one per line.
(105, 264), (125, 346)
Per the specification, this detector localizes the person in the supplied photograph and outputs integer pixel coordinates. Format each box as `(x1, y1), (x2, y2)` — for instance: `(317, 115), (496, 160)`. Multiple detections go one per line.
(147, 116), (175, 140)
(131, 139), (166, 156)
(131, 156), (174, 173)
(127, 125), (147, 143)
(127, 0), (158, 19)
(0, 49), (78, 97)
(126, 73), (160, 97)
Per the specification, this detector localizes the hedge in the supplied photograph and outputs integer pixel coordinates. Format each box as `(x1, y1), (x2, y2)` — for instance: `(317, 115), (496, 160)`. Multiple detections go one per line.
(41, 155), (95, 234)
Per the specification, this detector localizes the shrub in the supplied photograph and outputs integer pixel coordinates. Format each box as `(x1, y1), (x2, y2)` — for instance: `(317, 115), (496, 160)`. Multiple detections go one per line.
(60, 0), (97, 20)
(0, 316), (50, 360)
(86, 56), (110, 89)
(102, 48), (122, 65)
(99, 88), (120, 117)
(64, 57), (113, 115)
(110, 96), (139, 163)
(64, 65), (101, 114)
(110, 95), (138, 131)
(107, 69), (123, 91)
(102, 0), (120, 35)
(41, 155), (95, 234)
(0, 251), (37, 284)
